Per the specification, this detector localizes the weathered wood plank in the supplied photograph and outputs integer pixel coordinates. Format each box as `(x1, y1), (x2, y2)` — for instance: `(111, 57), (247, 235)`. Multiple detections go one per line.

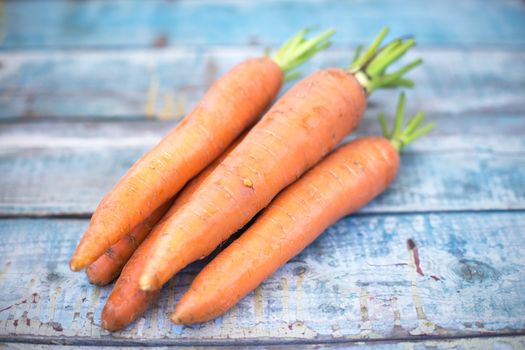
(0, 212), (524, 344)
(2, 335), (525, 349)
(2, 0), (525, 49)
(0, 48), (523, 119)
(1, 114), (524, 216)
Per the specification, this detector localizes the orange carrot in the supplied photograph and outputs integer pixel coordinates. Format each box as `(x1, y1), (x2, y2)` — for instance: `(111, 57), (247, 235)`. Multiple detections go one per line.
(85, 200), (173, 286)
(101, 134), (247, 331)
(69, 29), (334, 271)
(88, 129), (249, 286)
(172, 93), (434, 324)
(139, 28), (421, 291)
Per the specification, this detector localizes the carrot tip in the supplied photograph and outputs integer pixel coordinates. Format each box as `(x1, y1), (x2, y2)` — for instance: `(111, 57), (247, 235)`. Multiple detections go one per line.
(171, 307), (194, 325)
(170, 313), (183, 325)
(100, 318), (118, 332)
(69, 258), (83, 272)
(100, 318), (109, 330)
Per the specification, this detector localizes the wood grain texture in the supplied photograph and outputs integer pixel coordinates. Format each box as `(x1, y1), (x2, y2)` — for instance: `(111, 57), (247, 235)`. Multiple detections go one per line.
(2, 336), (525, 349)
(1, 0), (524, 346)
(1, 114), (524, 216)
(0, 48), (523, 119)
(2, 0), (525, 49)
(0, 212), (524, 345)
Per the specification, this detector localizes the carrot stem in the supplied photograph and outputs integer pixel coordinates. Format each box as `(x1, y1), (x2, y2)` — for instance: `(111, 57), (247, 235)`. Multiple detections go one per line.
(378, 112), (390, 139)
(352, 27), (390, 69)
(351, 45), (364, 65)
(381, 92), (435, 152)
(392, 91), (406, 138)
(349, 27), (422, 94)
(272, 28), (335, 81)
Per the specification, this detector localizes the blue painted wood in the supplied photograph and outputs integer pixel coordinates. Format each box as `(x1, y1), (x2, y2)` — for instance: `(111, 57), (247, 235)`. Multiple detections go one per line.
(0, 114), (524, 215)
(1, 336), (525, 349)
(0, 212), (524, 343)
(0, 48), (523, 119)
(1, 0), (524, 347)
(2, 337), (525, 349)
(2, 0), (525, 49)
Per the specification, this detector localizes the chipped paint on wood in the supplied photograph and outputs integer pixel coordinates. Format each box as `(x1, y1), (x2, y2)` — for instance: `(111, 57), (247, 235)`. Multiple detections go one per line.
(144, 74), (159, 119)
(0, 48), (524, 119)
(2, 0), (525, 48)
(159, 91), (175, 121)
(294, 266), (305, 322)
(390, 297), (402, 328)
(1, 0), (524, 347)
(0, 212), (523, 343)
(253, 286), (264, 321)
(280, 277), (290, 323)
(1, 114), (524, 216)
(406, 239), (436, 336)
(0, 261), (11, 282)
(358, 288), (371, 337)
(175, 94), (186, 120)
(1, 335), (525, 348)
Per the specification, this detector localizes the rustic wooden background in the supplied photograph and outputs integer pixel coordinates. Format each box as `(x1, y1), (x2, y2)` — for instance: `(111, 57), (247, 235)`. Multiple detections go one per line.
(0, 0), (524, 348)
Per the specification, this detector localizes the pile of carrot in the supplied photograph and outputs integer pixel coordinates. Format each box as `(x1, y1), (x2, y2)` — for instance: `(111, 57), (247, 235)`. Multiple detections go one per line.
(69, 27), (433, 331)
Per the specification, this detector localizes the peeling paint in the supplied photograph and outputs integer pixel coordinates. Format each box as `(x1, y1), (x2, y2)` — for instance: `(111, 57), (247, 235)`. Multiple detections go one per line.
(294, 267), (305, 321)
(205, 57), (218, 88)
(407, 239), (424, 276)
(0, 261), (11, 281)
(406, 240), (437, 336)
(390, 297), (401, 327)
(144, 75), (159, 119)
(175, 94), (186, 119)
(279, 277), (289, 322)
(1, 213), (524, 341)
(0, 299), (27, 314)
(159, 91), (175, 120)
(359, 288), (371, 335)
(253, 286), (264, 320)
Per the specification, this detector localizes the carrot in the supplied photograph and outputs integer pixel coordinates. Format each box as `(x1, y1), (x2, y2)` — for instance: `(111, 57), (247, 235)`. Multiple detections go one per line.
(101, 134), (247, 331)
(69, 28), (335, 271)
(87, 131), (249, 286)
(172, 93), (434, 324)
(139, 27), (422, 291)
(85, 200), (172, 286)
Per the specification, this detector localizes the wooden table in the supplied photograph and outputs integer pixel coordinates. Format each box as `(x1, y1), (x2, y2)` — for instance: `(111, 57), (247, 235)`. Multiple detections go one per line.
(1, 1), (524, 348)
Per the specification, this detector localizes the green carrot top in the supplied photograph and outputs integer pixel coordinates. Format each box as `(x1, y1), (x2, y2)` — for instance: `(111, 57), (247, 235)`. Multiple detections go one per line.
(350, 27), (422, 95)
(380, 92), (435, 152)
(272, 26), (420, 90)
(271, 28), (335, 81)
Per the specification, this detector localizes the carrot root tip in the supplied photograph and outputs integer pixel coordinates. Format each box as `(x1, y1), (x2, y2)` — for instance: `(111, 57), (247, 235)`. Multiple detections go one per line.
(170, 313), (183, 325)
(69, 259), (83, 272)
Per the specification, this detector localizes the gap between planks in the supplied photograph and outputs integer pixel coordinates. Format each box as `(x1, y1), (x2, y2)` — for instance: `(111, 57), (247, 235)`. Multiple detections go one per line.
(1, 207), (525, 220)
(1, 331), (525, 347)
